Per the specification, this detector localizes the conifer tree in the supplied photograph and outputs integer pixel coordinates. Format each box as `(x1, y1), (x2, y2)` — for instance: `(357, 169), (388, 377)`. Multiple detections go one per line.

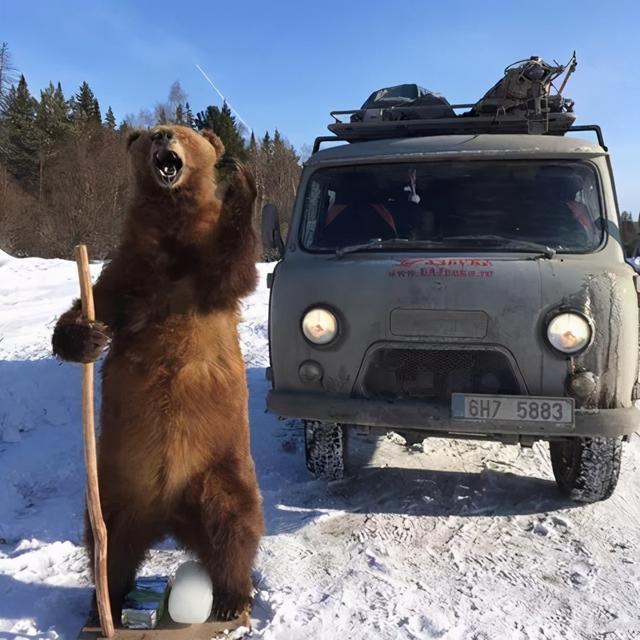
(92, 98), (102, 123)
(248, 132), (257, 154)
(184, 102), (194, 129)
(0, 74), (39, 181)
(53, 83), (68, 118)
(175, 103), (184, 125)
(36, 82), (70, 154)
(104, 106), (116, 129)
(34, 82), (71, 199)
(262, 131), (272, 156)
(194, 102), (246, 159)
(71, 81), (101, 124)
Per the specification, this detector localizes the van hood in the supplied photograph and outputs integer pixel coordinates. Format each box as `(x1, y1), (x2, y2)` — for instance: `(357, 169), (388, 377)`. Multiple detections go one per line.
(269, 253), (637, 406)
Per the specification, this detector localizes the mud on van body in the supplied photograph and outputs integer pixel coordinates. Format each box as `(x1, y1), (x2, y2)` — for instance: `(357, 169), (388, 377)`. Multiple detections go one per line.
(263, 133), (639, 503)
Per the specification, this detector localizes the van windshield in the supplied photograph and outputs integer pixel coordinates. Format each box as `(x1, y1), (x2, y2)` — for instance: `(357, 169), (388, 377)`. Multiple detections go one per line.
(300, 161), (603, 253)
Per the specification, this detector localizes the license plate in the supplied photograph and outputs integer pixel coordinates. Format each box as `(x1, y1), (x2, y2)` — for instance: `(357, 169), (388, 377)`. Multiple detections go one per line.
(451, 394), (574, 427)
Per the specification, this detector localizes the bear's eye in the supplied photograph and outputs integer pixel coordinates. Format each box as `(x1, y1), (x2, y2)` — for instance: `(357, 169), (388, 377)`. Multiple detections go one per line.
(151, 130), (174, 143)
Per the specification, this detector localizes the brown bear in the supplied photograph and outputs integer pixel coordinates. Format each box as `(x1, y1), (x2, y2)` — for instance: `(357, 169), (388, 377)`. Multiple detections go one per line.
(51, 125), (264, 620)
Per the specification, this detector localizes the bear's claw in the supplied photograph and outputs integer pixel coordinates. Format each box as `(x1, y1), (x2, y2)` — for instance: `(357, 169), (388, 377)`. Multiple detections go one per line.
(210, 593), (250, 621)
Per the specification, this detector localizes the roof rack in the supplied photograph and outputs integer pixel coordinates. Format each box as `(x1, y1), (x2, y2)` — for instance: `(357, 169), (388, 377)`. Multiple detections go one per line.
(312, 123), (607, 155)
(313, 54), (586, 154)
(327, 106), (575, 143)
(568, 125), (607, 151)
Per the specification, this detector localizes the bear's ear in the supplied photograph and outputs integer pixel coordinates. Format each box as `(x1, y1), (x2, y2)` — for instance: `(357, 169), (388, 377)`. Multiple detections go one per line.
(201, 129), (225, 158)
(126, 130), (142, 151)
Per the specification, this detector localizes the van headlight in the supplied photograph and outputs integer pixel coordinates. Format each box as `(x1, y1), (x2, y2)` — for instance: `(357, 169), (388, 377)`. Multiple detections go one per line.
(547, 312), (592, 354)
(302, 308), (338, 345)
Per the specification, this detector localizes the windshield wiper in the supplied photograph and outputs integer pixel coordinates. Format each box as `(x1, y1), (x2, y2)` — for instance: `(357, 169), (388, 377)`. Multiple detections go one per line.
(441, 235), (556, 259)
(335, 237), (445, 258)
(335, 235), (556, 259)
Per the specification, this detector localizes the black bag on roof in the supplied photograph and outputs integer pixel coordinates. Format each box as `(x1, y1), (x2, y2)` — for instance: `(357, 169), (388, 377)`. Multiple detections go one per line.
(351, 84), (455, 122)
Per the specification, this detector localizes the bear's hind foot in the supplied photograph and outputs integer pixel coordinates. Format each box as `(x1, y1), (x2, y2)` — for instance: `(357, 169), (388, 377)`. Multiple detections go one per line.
(210, 592), (251, 621)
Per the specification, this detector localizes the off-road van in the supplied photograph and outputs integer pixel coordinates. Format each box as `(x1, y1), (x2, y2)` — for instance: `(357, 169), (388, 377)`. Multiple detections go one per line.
(262, 57), (640, 503)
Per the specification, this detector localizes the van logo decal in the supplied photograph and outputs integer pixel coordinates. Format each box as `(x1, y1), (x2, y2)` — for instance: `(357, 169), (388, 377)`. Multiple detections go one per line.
(395, 258), (493, 268)
(389, 258), (494, 279)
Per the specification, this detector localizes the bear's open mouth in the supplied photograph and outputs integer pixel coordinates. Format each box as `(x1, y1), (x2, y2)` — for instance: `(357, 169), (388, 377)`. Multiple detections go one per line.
(154, 149), (183, 185)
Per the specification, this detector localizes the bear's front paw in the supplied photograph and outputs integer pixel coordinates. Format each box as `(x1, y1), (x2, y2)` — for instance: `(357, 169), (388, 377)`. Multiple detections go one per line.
(52, 320), (110, 363)
(223, 164), (257, 209)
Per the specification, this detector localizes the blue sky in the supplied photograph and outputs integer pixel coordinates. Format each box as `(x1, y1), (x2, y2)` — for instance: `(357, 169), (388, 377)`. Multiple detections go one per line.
(2, 0), (639, 210)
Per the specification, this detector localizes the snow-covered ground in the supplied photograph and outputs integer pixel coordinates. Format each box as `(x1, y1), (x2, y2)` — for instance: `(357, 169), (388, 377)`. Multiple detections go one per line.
(1, 250), (640, 640)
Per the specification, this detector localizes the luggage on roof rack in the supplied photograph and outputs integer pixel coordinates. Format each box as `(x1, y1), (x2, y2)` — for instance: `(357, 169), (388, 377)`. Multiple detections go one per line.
(350, 84), (456, 122)
(327, 54), (578, 143)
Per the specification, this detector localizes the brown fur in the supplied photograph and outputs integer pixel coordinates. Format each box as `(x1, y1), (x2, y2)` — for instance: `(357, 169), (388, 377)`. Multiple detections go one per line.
(52, 125), (263, 617)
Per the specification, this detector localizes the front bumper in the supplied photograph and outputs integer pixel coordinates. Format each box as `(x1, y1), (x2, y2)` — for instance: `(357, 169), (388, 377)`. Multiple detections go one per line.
(267, 390), (640, 438)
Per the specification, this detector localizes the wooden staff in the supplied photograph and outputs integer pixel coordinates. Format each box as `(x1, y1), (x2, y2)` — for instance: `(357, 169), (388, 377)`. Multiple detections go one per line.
(75, 244), (114, 638)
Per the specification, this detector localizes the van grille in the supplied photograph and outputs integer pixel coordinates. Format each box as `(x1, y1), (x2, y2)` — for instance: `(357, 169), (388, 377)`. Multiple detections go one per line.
(361, 348), (521, 401)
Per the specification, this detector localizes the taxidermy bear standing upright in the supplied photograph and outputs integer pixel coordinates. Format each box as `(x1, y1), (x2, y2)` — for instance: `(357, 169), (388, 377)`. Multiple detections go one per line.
(52, 125), (264, 618)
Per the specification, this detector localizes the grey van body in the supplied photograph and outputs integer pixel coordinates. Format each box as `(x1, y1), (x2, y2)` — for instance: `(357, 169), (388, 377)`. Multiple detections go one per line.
(265, 133), (639, 500)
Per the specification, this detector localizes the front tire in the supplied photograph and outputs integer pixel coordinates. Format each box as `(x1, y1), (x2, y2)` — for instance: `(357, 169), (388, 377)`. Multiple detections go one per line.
(304, 421), (346, 480)
(549, 436), (623, 503)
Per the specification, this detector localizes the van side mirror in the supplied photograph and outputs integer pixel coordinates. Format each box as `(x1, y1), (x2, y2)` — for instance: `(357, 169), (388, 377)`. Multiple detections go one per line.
(261, 203), (285, 260)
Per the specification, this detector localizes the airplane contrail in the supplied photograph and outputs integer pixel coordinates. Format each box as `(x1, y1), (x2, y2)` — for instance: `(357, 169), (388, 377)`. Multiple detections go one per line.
(195, 63), (252, 135)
